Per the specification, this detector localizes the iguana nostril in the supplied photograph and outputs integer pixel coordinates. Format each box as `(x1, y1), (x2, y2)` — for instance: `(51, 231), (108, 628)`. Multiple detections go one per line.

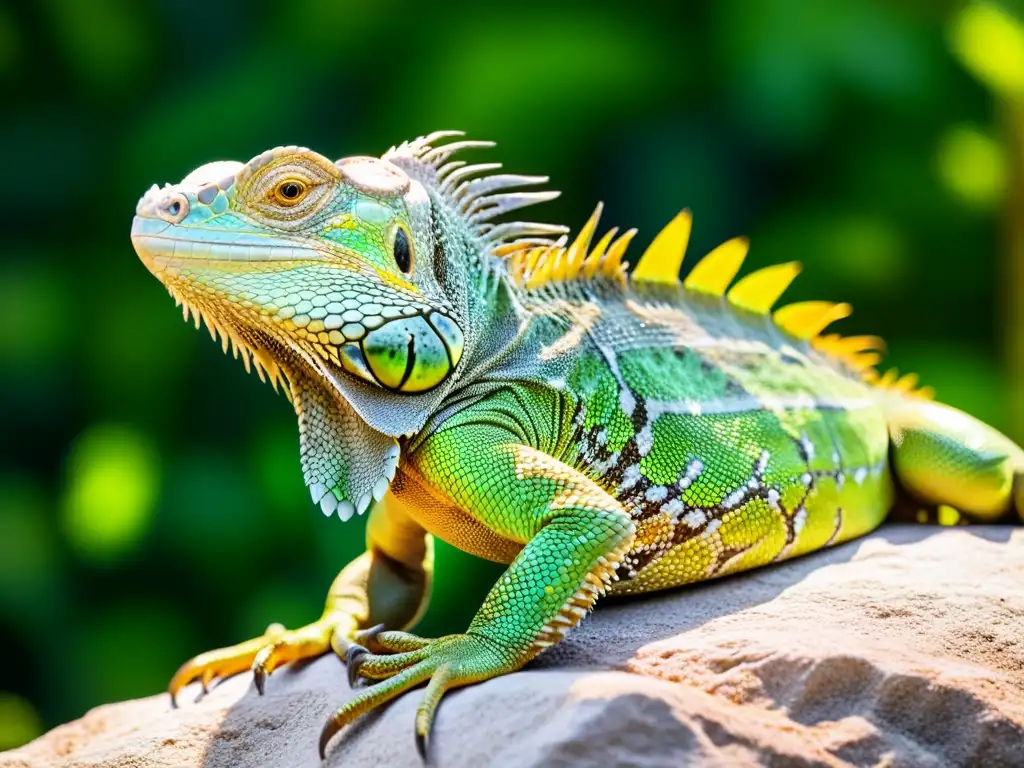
(158, 193), (189, 224)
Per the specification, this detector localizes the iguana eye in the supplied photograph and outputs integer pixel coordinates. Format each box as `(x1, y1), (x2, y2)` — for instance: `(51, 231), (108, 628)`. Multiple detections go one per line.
(272, 179), (308, 206)
(392, 225), (412, 273)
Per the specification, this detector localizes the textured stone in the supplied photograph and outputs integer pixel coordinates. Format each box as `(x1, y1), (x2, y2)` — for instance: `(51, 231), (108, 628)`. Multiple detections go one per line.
(4, 526), (1023, 767)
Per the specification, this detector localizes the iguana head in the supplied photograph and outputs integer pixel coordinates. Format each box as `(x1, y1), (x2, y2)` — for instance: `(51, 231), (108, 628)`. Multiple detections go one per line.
(131, 145), (466, 396)
(130, 132), (565, 518)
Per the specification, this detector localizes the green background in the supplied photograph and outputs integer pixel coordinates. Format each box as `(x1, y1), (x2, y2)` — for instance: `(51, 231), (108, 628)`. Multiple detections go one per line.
(1, 0), (1023, 749)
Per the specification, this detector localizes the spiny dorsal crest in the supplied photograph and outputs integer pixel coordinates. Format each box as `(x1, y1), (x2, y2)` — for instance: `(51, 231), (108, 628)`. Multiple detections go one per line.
(496, 202), (811, 316)
(382, 131), (569, 248)
(494, 203), (637, 289)
(381, 133), (932, 398)
(861, 366), (935, 400)
(498, 204), (933, 397)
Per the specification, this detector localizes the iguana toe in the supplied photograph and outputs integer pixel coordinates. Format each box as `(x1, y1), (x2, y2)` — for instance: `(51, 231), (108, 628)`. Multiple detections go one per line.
(321, 632), (513, 759)
(169, 625), (285, 706)
(170, 615), (358, 705)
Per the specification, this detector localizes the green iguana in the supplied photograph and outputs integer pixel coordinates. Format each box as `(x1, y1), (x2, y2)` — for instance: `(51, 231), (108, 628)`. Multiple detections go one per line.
(130, 131), (1024, 759)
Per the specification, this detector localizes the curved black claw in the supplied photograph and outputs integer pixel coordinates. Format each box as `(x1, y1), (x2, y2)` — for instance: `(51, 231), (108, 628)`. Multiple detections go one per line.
(416, 729), (429, 762)
(354, 623), (386, 651)
(319, 716), (337, 760)
(345, 643), (370, 688)
(253, 664), (267, 696)
(169, 691), (179, 709)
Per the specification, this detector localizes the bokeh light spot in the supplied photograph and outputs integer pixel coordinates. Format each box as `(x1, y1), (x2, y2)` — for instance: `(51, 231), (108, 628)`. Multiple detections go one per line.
(950, 2), (1024, 97)
(937, 125), (1006, 209)
(0, 691), (42, 750)
(61, 424), (160, 562)
(826, 217), (907, 288)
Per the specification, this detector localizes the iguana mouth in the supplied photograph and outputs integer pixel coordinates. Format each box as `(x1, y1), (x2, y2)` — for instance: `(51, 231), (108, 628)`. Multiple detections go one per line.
(131, 216), (330, 271)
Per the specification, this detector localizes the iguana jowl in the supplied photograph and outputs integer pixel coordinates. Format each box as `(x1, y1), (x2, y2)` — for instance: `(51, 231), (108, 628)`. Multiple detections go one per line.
(130, 132), (1024, 758)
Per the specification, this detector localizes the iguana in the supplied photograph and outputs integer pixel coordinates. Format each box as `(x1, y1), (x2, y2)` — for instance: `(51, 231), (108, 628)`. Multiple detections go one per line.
(130, 131), (1024, 759)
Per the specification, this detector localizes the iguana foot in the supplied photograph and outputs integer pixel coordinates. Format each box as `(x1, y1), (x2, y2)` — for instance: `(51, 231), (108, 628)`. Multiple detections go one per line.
(319, 630), (518, 760)
(169, 612), (360, 705)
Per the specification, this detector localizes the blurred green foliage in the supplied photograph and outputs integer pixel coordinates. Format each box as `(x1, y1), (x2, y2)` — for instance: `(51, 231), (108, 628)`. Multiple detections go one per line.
(1, 0), (1022, 750)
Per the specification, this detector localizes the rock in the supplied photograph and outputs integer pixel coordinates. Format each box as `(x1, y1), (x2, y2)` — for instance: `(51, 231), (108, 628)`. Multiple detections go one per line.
(4, 525), (1023, 768)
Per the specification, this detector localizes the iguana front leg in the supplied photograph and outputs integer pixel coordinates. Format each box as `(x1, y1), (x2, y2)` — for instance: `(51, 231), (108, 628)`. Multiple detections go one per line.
(319, 425), (635, 758)
(168, 492), (431, 703)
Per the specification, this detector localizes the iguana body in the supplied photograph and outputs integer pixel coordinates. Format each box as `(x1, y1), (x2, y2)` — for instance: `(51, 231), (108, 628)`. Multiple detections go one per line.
(130, 132), (1024, 758)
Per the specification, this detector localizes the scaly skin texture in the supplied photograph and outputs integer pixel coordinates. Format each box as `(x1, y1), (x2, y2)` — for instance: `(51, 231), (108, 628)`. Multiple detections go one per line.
(130, 132), (1024, 759)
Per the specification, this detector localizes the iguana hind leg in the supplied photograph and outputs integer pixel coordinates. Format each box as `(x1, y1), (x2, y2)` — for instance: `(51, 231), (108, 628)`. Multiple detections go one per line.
(886, 397), (1024, 522)
(168, 492), (431, 704)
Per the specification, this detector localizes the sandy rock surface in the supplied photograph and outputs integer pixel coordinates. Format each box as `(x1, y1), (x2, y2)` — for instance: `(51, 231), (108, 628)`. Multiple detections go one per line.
(4, 525), (1023, 767)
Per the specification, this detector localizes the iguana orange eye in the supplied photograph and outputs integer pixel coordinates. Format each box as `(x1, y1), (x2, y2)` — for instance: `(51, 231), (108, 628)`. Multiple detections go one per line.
(272, 180), (308, 206)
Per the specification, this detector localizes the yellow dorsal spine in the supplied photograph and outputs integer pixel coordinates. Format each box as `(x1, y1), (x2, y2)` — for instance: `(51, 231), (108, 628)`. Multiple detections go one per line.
(684, 236), (750, 296)
(492, 241), (529, 258)
(773, 301), (852, 340)
(872, 367), (933, 399)
(631, 210), (692, 285)
(726, 262), (802, 314)
(582, 228), (618, 279)
(811, 334), (887, 374)
(834, 335), (886, 354)
(525, 250), (556, 290)
(878, 368), (901, 387)
(601, 229), (637, 282)
(849, 351), (883, 371)
(893, 372), (920, 393)
(549, 248), (569, 283)
(509, 246), (543, 286)
(565, 204), (603, 280)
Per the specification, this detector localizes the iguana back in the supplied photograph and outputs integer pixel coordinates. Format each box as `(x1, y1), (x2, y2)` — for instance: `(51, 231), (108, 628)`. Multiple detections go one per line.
(418, 202), (896, 593)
